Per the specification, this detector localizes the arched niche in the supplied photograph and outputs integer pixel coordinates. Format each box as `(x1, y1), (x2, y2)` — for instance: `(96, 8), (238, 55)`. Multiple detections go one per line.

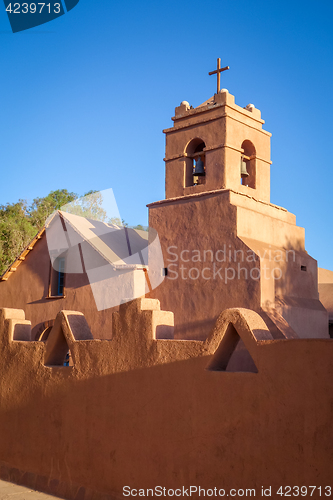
(185, 138), (206, 187)
(240, 140), (256, 189)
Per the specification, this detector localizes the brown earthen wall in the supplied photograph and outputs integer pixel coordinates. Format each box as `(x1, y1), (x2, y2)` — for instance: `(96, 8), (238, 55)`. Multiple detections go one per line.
(148, 191), (261, 340)
(0, 237), (115, 340)
(0, 302), (332, 500)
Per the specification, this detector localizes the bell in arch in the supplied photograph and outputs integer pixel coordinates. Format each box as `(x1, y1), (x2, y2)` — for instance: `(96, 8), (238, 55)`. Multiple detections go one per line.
(193, 157), (205, 176)
(240, 156), (249, 177)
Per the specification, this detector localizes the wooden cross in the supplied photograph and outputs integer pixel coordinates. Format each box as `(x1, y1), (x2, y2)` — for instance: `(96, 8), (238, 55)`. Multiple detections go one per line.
(209, 58), (229, 94)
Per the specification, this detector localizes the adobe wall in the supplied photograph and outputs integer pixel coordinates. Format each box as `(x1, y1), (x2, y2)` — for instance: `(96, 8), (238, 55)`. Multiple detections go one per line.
(318, 268), (333, 337)
(236, 200), (328, 338)
(148, 190), (261, 340)
(148, 189), (328, 340)
(0, 300), (333, 500)
(0, 236), (115, 340)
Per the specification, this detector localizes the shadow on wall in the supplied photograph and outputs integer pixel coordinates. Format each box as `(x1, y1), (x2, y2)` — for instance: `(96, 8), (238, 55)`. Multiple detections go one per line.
(273, 235), (318, 300)
(260, 235), (328, 338)
(1, 327), (333, 499)
(1, 300), (333, 499)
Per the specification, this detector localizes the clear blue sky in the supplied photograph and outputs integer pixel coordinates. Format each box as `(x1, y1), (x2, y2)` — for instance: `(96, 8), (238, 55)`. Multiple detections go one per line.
(0, 0), (332, 270)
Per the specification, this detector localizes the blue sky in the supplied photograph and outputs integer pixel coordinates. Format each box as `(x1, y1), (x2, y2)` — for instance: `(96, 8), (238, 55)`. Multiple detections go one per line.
(0, 0), (332, 270)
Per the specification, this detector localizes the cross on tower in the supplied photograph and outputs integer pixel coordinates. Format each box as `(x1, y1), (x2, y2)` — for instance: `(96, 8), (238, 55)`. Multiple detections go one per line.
(209, 58), (229, 94)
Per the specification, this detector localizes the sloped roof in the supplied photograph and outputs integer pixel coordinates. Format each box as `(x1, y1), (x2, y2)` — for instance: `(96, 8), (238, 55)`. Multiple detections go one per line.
(58, 211), (148, 269)
(0, 226), (46, 281)
(0, 211), (149, 281)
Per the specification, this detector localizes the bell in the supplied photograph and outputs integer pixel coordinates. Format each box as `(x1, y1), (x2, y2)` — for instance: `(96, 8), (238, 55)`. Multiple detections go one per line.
(240, 156), (249, 177)
(193, 157), (205, 176)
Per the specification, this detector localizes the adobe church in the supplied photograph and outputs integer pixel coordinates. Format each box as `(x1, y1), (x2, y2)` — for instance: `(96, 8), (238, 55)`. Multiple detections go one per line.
(148, 59), (328, 341)
(0, 60), (332, 500)
(0, 59), (330, 343)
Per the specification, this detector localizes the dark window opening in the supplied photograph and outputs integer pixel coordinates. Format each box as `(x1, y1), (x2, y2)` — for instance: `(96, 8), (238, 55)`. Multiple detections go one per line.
(301, 265), (307, 272)
(44, 328), (73, 368)
(63, 350), (73, 367)
(49, 256), (66, 297)
(57, 257), (65, 295)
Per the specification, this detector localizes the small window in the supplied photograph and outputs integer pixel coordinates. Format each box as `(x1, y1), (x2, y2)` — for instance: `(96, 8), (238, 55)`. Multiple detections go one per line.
(301, 265), (307, 272)
(57, 257), (65, 295)
(49, 256), (66, 297)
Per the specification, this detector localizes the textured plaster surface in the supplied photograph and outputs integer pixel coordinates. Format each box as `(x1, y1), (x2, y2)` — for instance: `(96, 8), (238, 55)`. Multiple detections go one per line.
(0, 300), (333, 500)
(318, 268), (333, 321)
(148, 189), (328, 339)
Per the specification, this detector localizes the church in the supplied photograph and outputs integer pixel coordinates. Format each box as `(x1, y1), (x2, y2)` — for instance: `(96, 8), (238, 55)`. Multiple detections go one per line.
(0, 59), (330, 350)
(0, 60), (332, 499)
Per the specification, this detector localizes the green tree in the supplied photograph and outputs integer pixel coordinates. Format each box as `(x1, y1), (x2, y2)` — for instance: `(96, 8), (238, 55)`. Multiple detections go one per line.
(0, 189), (77, 275)
(29, 189), (77, 230)
(0, 200), (36, 274)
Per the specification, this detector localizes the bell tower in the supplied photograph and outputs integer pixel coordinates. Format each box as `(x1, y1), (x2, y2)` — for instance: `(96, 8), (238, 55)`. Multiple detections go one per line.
(164, 84), (271, 201)
(148, 60), (328, 342)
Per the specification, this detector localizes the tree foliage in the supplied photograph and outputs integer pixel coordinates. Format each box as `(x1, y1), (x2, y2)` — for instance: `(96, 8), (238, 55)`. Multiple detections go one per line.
(29, 189), (77, 230)
(62, 190), (108, 222)
(0, 189), (77, 275)
(109, 217), (128, 227)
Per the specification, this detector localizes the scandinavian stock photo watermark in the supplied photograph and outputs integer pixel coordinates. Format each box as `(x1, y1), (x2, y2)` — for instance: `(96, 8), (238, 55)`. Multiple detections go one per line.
(165, 245), (296, 283)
